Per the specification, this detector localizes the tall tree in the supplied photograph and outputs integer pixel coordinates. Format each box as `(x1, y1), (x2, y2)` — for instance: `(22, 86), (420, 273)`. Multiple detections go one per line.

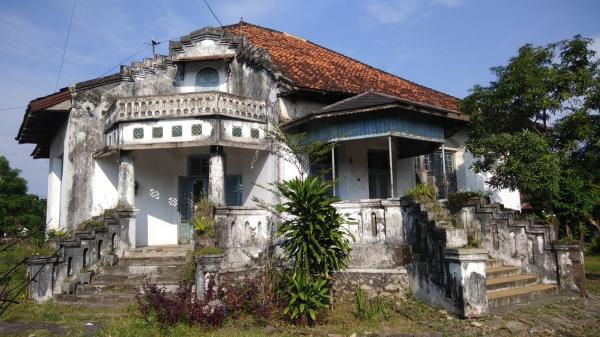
(462, 35), (600, 238)
(0, 155), (46, 237)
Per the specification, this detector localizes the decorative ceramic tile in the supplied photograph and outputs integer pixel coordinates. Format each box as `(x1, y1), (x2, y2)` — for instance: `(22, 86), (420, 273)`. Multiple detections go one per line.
(172, 125), (182, 137)
(133, 127), (144, 139)
(192, 124), (202, 136)
(152, 127), (163, 138)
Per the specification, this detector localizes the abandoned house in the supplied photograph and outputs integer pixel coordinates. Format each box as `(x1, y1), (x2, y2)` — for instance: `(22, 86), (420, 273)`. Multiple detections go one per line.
(18, 22), (583, 317)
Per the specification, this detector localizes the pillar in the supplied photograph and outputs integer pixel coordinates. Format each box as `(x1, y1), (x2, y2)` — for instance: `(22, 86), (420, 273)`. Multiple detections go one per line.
(444, 248), (489, 318)
(208, 145), (225, 206)
(118, 150), (135, 206)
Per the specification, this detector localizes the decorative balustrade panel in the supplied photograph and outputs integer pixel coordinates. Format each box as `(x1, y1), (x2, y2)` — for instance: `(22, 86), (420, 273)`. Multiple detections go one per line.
(106, 91), (269, 127)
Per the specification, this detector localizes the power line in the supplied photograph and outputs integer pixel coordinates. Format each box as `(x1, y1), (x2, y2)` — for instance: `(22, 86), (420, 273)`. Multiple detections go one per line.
(55, 0), (78, 91)
(0, 106), (25, 111)
(203, 0), (223, 27)
(99, 42), (150, 77)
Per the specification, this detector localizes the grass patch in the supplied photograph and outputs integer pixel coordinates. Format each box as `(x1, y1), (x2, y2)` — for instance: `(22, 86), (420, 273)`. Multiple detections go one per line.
(585, 255), (600, 277)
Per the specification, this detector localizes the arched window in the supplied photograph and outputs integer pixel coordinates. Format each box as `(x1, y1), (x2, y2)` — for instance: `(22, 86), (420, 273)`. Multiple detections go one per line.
(195, 68), (219, 90)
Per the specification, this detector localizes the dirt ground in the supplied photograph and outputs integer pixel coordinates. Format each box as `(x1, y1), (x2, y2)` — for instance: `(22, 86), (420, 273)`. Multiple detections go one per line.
(1, 279), (599, 336)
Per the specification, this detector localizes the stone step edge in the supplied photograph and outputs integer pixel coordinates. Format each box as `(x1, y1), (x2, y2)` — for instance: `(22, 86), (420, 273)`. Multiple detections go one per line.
(486, 274), (538, 286)
(487, 284), (557, 300)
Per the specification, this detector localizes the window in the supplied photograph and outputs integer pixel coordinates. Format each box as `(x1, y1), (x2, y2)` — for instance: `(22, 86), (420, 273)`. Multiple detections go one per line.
(367, 150), (390, 199)
(172, 125), (182, 137)
(152, 127), (163, 138)
(444, 152), (454, 174)
(226, 175), (242, 206)
(195, 68), (219, 90)
(423, 155), (430, 171)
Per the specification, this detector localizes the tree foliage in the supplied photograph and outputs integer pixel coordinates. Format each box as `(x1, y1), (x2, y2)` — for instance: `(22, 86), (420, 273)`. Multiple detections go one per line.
(462, 35), (600, 236)
(0, 155), (46, 237)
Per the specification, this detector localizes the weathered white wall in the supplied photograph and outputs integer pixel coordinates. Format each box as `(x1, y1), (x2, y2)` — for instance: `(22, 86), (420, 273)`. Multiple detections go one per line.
(134, 148), (188, 246)
(91, 155), (119, 216)
(129, 146), (277, 246)
(223, 147), (276, 207)
(120, 118), (214, 145)
(449, 129), (521, 210)
(47, 122), (67, 230)
(180, 60), (228, 93)
(336, 138), (386, 200)
(396, 157), (416, 197)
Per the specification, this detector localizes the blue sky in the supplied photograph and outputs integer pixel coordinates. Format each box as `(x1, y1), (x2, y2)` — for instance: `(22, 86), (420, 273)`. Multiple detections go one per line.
(1, 0), (599, 197)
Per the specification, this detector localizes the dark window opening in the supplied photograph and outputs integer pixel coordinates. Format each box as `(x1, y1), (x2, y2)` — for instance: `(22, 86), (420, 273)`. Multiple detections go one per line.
(225, 175), (242, 206)
(195, 68), (219, 89)
(97, 240), (103, 260)
(368, 150), (390, 199)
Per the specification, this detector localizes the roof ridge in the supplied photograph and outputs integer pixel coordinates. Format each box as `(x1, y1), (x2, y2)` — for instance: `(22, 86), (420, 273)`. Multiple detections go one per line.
(224, 21), (460, 102)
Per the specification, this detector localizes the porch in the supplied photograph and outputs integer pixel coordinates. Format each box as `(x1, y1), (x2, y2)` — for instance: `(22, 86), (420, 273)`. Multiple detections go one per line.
(109, 145), (275, 247)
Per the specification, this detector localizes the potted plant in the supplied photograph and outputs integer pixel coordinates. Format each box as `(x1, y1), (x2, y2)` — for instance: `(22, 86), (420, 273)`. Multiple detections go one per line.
(193, 197), (216, 247)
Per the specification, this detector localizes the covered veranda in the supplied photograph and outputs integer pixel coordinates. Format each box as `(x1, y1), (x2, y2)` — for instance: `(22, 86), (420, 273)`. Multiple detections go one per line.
(284, 91), (469, 201)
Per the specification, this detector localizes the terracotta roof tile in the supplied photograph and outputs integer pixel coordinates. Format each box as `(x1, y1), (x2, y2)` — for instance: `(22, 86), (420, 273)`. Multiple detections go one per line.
(224, 23), (459, 112)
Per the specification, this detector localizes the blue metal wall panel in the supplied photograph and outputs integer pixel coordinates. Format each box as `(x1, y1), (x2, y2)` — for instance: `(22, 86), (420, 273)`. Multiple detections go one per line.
(302, 112), (445, 143)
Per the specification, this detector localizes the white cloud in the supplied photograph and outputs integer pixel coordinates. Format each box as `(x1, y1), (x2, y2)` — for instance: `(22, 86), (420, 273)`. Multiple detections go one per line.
(591, 35), (600, 56)
(365, 0), (466, 25)
(432, 0), (465, 7)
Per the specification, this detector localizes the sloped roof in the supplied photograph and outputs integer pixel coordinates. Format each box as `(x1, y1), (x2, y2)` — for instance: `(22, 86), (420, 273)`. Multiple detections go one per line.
(223, 22), (459, 112)
(16, 89), (71, 158)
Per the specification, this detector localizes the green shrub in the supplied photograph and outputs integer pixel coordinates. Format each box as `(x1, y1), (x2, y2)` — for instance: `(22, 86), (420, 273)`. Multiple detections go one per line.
(354, 287), (391, 321)
(406, 184), (436, 203)
(446, 190), (486, 212)
(193, 198), (215, 238)
(275, 176), (353, 278)
(76, 218), (106, 232)
(282, 273), (329, 324)
(586, 237), (600, 256)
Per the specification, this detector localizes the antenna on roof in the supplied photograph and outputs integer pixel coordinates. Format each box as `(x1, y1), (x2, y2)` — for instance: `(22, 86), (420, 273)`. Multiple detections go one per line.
(151, 38), (159, 56)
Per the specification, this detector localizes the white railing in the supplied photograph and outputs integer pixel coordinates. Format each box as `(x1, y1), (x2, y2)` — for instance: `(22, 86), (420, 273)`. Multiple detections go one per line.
(106, 91), (269, 127)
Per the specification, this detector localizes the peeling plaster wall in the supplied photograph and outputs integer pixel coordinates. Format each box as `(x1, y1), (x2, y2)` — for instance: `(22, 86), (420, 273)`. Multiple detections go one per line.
(91, 155), (119, 217)
(134, 148), (185, 246)
(450, 129), (521, 210)
(47, 122), (67, 230)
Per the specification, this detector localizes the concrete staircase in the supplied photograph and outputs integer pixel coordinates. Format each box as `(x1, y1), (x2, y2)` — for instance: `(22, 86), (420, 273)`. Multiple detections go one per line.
(55, 245), (192, 307)
(486, 258), (557, 309)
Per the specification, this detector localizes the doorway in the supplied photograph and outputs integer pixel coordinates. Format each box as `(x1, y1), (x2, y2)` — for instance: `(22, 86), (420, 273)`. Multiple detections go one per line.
(178, 156), (209, 244)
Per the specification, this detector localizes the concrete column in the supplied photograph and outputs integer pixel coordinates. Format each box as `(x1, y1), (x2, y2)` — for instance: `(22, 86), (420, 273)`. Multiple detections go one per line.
(553, 242), (585, 292)
(331, 146), (336, 197)
(27, 256), (58, 302)
(208, 145), (225, 206)
(118, 150), (135, 206)
(444, 248), (489, 318)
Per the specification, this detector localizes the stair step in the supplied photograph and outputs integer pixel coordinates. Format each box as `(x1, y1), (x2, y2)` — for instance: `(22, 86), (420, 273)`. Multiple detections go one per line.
(77, 281), (181, 294)
(93, 273), (182, 284)
(486, 265), (521, 279)
(98, 264), (185, 277)
(54, 292), (137, 307)
(117, 256), (188, 266)
(486, 274), (538, 291)
(124, 245), (192, 258)
(487, 284), (558, 308)
(485, 258), (503, 268)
